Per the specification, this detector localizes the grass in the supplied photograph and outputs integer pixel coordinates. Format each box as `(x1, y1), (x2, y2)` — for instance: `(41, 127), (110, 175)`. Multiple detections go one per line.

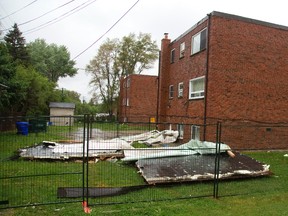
(0, 126), (288, 215)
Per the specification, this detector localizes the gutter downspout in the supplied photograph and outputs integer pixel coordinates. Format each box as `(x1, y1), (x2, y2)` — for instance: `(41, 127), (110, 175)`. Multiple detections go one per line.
(203, 13), (211, 141)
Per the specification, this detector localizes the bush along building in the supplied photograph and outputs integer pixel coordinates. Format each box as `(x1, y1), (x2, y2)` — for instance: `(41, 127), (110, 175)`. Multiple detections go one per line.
(157, 11), (288, 149)
(118, 74), (158, 123)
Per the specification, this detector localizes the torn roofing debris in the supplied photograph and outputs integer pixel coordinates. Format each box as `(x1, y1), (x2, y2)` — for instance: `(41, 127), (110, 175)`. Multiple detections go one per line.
(18, 130), (272, 186)
(136, 153), (271, 185)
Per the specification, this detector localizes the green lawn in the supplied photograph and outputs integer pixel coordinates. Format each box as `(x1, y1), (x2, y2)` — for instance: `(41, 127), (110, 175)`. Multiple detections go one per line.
(0, 127), (287, 215)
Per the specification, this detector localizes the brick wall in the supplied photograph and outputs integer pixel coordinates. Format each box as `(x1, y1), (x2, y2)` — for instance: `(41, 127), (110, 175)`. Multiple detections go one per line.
(158, 20), (208, 125)
(207, 14), (288, 124)
(158, 12), (288, 149)
(118, 74), (158, 122)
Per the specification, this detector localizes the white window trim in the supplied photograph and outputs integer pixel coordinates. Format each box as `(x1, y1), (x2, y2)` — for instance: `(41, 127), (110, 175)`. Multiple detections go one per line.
(178, 82), (183, 98)
(189, 76), (205, 100)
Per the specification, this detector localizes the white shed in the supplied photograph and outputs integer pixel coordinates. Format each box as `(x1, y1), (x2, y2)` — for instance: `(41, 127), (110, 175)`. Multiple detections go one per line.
(49, 102), (75, 126)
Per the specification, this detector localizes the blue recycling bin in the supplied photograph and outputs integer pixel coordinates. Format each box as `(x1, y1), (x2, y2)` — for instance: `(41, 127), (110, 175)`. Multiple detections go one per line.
(16, 122), (29, 135)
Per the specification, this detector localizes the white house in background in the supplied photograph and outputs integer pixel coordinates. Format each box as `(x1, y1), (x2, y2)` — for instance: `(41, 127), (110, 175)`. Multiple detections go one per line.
(49, 102), (75, 126)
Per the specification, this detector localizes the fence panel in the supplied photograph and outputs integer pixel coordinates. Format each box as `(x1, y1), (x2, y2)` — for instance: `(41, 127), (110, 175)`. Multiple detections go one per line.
(0, 116), (85, 209)
(2, 118), (286, 210)
(217, 124), (288, 198)
(85, 121), (220, 206)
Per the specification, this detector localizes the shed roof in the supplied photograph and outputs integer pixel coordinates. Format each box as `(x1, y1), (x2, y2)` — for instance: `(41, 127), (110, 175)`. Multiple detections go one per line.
(49, 102), (75, 109)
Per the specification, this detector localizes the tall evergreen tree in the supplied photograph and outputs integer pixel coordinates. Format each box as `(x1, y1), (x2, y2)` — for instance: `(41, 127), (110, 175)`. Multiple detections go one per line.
(4, 23), (29, 65)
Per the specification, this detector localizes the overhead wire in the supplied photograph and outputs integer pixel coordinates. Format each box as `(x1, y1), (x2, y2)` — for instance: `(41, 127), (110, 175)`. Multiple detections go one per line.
(73, 0), (140, 60)
(22, 0), (97, 35)
(0, 0), (38, 21)
(18, 0), (76, 27)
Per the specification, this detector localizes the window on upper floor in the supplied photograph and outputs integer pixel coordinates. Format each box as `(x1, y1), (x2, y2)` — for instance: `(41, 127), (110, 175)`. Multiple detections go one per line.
(191, 28), (207, 55)
(180, 42), (185, 58)
(170, 49), (175, 63)
(169, 85), (174, 99)
(189, 76), (205, 99)
(178, 82), (183, 98)
(122, 98), (129, 106)
(123, 78), (130, 88)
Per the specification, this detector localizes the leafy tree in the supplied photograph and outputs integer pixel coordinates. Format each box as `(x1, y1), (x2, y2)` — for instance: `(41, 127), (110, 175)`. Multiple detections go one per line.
(86, 38), (120, 118)
(4, 23), (29, 65)
(10, 65), (56, 115)
(86, 33), (158, 117)
(118, 32), (158, 75)
(27, 39), (77, 82)
(0, 42), (16, 114)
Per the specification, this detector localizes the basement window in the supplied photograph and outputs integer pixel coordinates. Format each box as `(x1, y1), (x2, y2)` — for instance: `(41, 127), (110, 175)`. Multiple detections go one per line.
(191, 125), (200, 140)
(191, 28), (207, 55)
(177, 124), (184, 139)
(189, 76), (205, 99)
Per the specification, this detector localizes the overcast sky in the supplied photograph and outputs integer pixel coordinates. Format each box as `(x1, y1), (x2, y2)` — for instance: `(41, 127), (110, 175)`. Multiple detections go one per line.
(1, 0), (287, 101)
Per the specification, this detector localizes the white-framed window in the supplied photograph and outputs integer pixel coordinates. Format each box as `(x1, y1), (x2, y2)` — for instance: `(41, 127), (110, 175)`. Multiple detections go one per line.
(170, 49), (175, 63)
(122, 98), (129, 106)
(180, 42), (185, 58)
(191, 125), (200, 140)
(178, 82), (184, 98)
(169, 85), (174, 99)
(191, 28), (207, 55)
(177, 124), (184, 139)
(189, 76), (205, 99)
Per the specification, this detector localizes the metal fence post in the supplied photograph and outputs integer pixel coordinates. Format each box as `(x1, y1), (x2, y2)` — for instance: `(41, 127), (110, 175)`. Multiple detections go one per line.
(82, 114), (90, 207)
(82, 114), (87, 204)
(213, 121), (222, 198)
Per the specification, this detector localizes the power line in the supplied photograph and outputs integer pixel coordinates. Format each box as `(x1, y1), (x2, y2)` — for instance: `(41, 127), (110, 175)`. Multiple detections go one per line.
(19, 0), (76, 27)
(73, 0), (140, 60)
(0, 0), (38, 21)
(23, 0), (97, 35)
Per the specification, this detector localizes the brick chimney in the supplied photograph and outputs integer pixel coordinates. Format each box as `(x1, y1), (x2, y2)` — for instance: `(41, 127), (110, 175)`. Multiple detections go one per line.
(164, 33), (169, 39)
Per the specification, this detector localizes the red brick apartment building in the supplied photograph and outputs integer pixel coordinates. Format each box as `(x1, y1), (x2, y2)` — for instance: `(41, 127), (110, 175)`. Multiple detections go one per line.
(118, 74), (158, 122)
(158, 11), (288, 149)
